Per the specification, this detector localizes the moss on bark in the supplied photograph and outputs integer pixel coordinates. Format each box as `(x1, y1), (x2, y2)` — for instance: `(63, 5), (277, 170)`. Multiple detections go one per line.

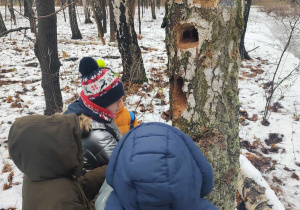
(165, 1), (242, 209)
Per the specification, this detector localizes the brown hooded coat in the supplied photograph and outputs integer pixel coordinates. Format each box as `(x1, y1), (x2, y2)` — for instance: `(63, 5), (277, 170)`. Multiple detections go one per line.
(8, 114), (106, 210)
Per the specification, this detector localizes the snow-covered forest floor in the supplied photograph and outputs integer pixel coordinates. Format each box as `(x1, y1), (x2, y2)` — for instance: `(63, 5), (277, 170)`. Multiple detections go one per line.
(0, 5), (299, 210)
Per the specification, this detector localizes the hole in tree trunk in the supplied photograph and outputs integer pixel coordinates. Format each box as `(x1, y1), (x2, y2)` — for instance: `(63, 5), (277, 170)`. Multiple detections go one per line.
(171, 75), (187, 119)
(176, 24), (199, 49)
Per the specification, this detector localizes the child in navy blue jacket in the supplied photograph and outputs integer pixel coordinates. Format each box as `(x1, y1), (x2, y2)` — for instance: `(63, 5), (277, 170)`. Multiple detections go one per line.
(95, 122), (218, 210)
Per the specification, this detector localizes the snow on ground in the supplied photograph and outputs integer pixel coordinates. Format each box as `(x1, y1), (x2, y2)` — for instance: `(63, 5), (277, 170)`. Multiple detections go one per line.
(0, 5), (299, 210)
(239, 6), (300, 210)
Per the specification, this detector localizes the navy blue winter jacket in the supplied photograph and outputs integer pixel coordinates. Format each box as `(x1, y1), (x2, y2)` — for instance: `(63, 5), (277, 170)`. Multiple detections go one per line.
(95, 122), (218, 210)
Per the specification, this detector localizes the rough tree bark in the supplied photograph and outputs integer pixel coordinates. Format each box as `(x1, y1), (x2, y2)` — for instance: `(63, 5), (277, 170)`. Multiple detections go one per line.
(239, 0), (251, 60)
(91, 0), (105, 44)
(68, 0), (82, 39)
(165, 0), (243, 209)
(0, 11), (7, 33)
(83, 0), (93, 23)
(34, 0), (63, 115)
(112, 0), (147, 84)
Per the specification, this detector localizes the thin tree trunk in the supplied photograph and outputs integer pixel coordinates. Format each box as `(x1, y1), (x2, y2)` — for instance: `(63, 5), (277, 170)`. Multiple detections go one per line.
(5, 1), (7, 21)
(0, 11), (7, 33)
(165, 1), (242, 209)
(91, 0), (105, 44)
(62, 0), (67, 22)
(131, 0), (136, 19)
(150, 0), (156, 20)
(24, 0), (30, 17)
(19, 0), (21, 13)
(239, 0), (252, 60)
(83, 0), (93, 23)
(138, 0), (141, 34)
(109, 0), (115, 42)
(100, 0), (107, 33)
(68, 0), (82, 39)
(34, 0), (63, 115)
(112, 0), (147, 84)
(8, 0), (16, 25)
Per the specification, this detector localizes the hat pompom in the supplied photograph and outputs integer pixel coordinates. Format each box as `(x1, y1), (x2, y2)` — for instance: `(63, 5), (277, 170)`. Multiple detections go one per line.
(96, 59), (106, 68)
(79, 57), (99, 76)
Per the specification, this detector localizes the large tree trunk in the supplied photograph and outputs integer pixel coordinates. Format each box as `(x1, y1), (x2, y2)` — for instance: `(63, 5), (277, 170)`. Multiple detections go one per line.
(83, 0), (93, 23)
(91, 0), (105, 44)
(34, 0), (63, 115)
(0, 11), (7, 33)
(239, 0), (251, 60)
(68, 0), (82, 39)
(150, 0), (156, 19)
(112, 0), (147, 84)
(165, 1), (243, 209)
(109, 0), (116, 42)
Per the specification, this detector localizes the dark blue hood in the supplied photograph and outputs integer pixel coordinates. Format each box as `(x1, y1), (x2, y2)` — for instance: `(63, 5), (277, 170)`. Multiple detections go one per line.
(64, 99), (107, 123)
(105, 122), (218, 210)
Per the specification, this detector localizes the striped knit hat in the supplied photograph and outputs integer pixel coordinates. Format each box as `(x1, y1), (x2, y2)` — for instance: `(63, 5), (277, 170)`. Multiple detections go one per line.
(79, 57), (125, 108)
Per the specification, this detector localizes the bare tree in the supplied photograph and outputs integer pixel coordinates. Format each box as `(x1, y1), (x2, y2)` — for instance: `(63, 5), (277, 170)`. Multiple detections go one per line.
(112, 0), (147, 84)
(100, 0), (107, 33)
(24, 0), (32, 17)
(34, 0), (63, 115)
(239, 0), (252, 60)
(262, 12), (300, 125)
(68, 0), (82, 39)
(83, 0), (93, 23)
(8, 0), (16, 25)
(0, 11), (7, 33)
(130, 0), (136, 19)
(150, 0), (156, 20)
(91, 0), (105, 44)
(165, 0), (242, 209)
(137, 0), (141, 34)
(108, 0), (116, 42)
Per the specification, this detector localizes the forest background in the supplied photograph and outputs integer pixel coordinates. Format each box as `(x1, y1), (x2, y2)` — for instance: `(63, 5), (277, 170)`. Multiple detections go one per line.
(0, 0), (300, 209)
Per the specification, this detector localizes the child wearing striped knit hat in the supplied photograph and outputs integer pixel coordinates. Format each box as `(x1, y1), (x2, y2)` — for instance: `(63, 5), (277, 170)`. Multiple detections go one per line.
(65, 57), (124, 174)
(96, 59), (139, 136)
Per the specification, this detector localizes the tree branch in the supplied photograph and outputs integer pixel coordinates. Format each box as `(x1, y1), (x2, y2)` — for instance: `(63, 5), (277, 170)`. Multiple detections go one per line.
(38, 0), (78, 19)
(0, 27), (32, 37)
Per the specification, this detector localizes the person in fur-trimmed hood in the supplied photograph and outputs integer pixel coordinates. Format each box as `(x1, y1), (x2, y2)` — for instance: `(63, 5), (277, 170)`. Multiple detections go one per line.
(8, 114), (107, 210)
(95, 122), (218, 210)
(65, 57), (124, 173)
